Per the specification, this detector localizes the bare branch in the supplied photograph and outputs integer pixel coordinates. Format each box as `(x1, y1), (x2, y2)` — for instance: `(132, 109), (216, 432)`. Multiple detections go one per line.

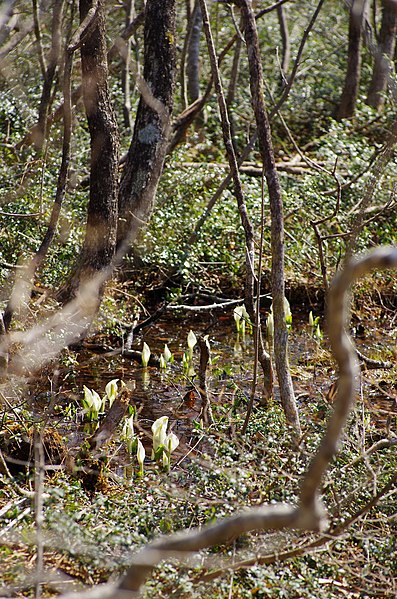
(68, 0), (99, 53)
(300, 246), (397, 511)
(117, 504), (322, 593)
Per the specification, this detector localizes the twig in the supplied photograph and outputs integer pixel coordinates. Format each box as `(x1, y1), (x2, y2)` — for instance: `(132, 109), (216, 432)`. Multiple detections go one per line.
(67, 0), (99, 53)
(341, 437), (397, 471)
(344, 124), (397, 262)
(34, 430), (45, 599)
(0, 210), (42, 218)
(255, 0), (291, 19)
(243, 168), (267, 431)
(0, 261), (25, 270)
(199, 471), (397, 581)
(356, 347), (393, 369)
(269, 0), (326, 120)
(167, 298), (242, 312)
(32, 0), (46, 79)
(198, 336), (214, 425)
(117, 505), (320, 593)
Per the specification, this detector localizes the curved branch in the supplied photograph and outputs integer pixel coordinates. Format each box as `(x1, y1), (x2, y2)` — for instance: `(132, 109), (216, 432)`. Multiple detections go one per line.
(300, 246), (397, 510)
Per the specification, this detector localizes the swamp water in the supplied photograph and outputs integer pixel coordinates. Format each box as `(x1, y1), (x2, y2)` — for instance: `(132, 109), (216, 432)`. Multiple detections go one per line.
(22, 309), (397, 480)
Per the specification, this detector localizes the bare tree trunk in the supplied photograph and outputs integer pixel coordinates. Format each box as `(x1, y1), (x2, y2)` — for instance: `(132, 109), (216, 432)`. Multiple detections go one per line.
(117, 0), (176, 248)
(57, 0), (119, 311)
(277, 3), (290, 82)
(121, 0), (134, 130)
(198, 0), (273, 401)
(336, 0), (368, 120)
(186, 0), (202, 103)
(226, 32), (242, 107)
(366, 0), (397, 110)
(226, 17), (243, 149)
(238, 0), (301, 437)
(33, 0), (64, 151)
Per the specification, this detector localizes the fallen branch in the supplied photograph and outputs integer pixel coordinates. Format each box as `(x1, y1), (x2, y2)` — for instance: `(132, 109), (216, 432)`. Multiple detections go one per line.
(199, 470), (397, 582)
(356, 347), (393, 369)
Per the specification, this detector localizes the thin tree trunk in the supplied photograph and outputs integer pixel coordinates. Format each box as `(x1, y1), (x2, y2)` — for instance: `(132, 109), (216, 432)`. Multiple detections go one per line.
(117, 0), (176, 248)
(186, 0), (202, 103)
(226, 17), (243, 150)
(336, 0), (367, 120)
(17, 11), (145, 150)
(1, 13), (72, 337)
(34, 0), (64, 151)
(277, 4), (290, 82)
(121, 0), (134, 130)
(238, 0), (301, 437)
(32, 0), (46, 80)
(58, 0), (119, 310)
(226, 32), (242, 107)
(366, 0), (397, 110)
(198, 0), (273, 401)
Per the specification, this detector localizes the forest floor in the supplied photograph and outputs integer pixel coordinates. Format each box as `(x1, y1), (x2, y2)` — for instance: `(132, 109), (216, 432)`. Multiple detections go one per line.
(1, 272), (396, 598)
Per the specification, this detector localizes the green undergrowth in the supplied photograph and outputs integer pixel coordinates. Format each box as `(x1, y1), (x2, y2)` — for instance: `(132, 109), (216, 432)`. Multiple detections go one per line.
(1, 396), (396, 597)
(1, 83), (397, 298)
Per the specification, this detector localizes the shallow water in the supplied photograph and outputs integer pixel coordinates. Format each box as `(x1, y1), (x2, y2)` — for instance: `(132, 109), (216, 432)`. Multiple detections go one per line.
(25, 309), (397, 474)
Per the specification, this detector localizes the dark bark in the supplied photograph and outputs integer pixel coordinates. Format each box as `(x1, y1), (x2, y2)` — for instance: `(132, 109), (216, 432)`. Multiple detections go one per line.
(238, 0), (301, 436)
(366, 0), (397, 110)
(336, 0), (368, 121)
(117, 0), (176, 248)
(58, 0), (119, 307)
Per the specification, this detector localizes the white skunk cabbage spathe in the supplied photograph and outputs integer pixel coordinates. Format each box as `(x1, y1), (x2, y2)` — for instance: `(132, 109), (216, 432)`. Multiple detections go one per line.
(141, 341), (151, 368)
